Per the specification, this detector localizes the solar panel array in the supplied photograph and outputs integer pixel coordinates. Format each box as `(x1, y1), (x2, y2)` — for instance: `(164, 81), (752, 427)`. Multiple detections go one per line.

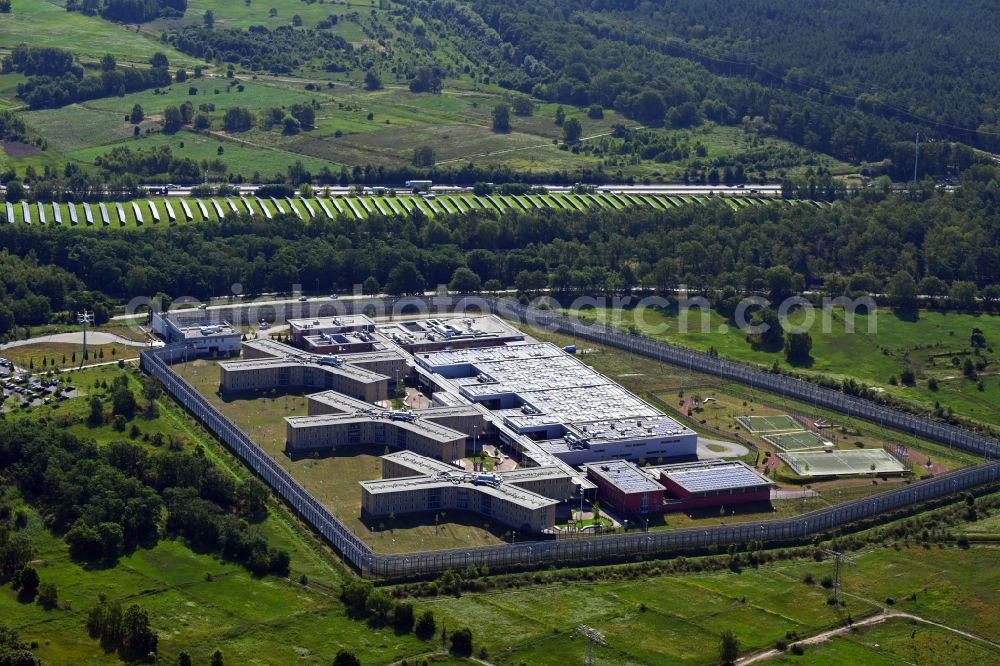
(661, 462), (771, 494)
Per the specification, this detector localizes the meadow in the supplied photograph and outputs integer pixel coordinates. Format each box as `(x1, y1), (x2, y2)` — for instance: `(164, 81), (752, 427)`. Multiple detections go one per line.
(0, 0), (195, 65)
(770, 618), (1000, 665)
(424, 541), (1000, 665)
(0, 341), (137, 372)
(161, 0), (394, 41)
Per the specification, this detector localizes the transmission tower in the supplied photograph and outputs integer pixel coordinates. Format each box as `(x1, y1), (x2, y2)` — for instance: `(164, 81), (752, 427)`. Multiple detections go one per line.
(77, 311), (95, 362)
(913, 133), (920, 184)
(577, 624), (606, 666)
(821, 548), (856, 604)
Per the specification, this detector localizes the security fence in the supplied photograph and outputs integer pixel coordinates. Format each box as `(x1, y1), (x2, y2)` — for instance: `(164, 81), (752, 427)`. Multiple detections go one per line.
(142, 295), (1000, 579)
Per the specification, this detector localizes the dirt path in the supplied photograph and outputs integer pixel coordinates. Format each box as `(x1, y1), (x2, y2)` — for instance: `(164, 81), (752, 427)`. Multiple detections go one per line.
(737, 608), (1000, 665)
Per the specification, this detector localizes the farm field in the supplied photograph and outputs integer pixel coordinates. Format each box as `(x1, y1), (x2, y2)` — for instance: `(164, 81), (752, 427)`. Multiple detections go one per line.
(567, 305), (1000, 432)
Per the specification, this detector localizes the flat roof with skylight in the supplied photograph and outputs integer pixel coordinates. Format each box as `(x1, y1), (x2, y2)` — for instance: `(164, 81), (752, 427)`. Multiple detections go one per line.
(417, 339), (698, 463)
(585, 460), (665, 494)
(377, 315), (523, 350)
(652, 460), (772, 495)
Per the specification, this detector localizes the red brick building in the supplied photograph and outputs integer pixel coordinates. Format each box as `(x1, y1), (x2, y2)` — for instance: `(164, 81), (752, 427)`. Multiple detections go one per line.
(584, 460), (666, 516)
(651, 460), (773, 510)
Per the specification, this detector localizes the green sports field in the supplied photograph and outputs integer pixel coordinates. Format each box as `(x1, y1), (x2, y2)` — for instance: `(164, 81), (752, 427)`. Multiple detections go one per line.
(765, 430), (835, 452)
(736, 414), (803, 433)
(780, 449), (907, 477)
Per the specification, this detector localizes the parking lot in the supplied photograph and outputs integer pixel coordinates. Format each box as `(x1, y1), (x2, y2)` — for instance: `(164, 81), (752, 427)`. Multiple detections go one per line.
(0, 357), (76, 411)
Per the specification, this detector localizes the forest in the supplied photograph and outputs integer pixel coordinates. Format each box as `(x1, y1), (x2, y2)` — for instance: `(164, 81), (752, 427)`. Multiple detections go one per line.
(168, 25), (352, 74)
(0, 411), (288, 576)
(407, 0), (1000, 166)
(0, 252), (112, 337)
(582, 0), (1000, 150)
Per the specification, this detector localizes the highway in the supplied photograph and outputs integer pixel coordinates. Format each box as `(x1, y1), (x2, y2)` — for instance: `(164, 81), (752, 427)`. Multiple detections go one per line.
(151, 183), (782, 197)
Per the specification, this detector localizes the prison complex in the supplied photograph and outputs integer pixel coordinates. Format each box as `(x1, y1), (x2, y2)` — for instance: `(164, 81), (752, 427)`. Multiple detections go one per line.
(201, 314), (761, 533)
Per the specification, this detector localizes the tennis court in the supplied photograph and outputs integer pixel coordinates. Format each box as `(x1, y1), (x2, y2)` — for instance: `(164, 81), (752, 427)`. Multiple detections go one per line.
(735, 414), (802, 433)
(764, 430), (833, 452)
(780, 449), (906, 477)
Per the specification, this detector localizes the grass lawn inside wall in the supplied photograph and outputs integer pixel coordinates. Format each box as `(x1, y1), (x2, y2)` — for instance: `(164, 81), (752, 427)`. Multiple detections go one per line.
(172, 358), (506, 554)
